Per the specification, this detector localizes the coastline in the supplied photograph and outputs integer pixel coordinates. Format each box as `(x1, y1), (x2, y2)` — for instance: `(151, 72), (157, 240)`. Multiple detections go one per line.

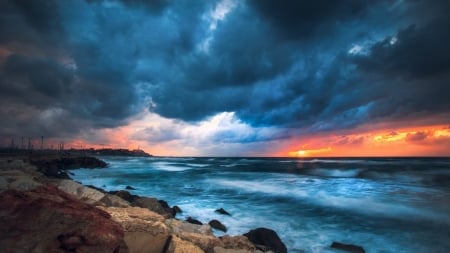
(0, 155), (288, 253)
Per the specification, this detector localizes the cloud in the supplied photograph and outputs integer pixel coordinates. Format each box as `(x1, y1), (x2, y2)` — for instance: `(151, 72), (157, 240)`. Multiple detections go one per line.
(1, 0), (449, 156)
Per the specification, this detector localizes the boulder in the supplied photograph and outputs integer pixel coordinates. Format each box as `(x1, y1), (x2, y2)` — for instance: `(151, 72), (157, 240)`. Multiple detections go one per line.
(166, 219), (220, 252)
(166, 219), (212, 235)
(243, 228), (287, 253)
(209, 219), (227, 232)
(166, 235), (205, 253)
(99, 206), (170, 253)
(330, 242), (365, 253)
(173, 205), (183, 214)
(126, 185), (136, 190)
(113, 190), (139, 202)
(215, 208), (231, 216)
(0, 169), (42, 191)
(0, 185), (126, 253)
(187, 217), (203, 225)
(219, 235), (255, 251)
(56, 179), (105, 204)
(133, 196), (175, 218)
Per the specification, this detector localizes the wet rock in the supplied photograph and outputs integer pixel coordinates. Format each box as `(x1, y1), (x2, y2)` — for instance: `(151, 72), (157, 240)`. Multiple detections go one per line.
(133, 196), (175, 218)
(187, 217), (203, 225)
(0, 185), (125, 253)
(173, 205), (182, 214)
(209, 219), (227, 232)
(99, 206), (169, 253)
(215, 208), (231, 216)
(125, 185), (136, 190)
(243, 228), (287, 253)
(330, 242), (365, 253)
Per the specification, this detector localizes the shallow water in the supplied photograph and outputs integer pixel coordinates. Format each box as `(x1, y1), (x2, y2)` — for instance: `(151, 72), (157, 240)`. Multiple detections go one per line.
(71, 157), (450, 253)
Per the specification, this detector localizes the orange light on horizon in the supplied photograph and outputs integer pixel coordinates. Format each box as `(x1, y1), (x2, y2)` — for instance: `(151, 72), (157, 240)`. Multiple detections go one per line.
(283, 124), (450, 157)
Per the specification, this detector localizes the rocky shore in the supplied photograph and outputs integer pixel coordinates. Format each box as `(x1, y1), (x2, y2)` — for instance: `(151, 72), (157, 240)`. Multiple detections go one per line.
(0, 157), (288, 253)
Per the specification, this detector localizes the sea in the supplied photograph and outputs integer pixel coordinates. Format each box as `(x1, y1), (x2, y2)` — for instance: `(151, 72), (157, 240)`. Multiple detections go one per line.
(70, 157), (450, 253)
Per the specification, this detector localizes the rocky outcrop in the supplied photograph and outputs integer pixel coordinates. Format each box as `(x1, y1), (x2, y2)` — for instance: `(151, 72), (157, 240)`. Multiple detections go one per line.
(0, 158), (289, 253)
(330, 242), (366, 253)
(0, 185), (126, 253)
(30, 156), (107, 179)
(244, 228), (287, 253)
(99, 206), (170, 253)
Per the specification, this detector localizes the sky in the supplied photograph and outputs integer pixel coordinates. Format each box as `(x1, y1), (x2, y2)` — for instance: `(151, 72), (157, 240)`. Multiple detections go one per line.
(0, 0), (449, 157)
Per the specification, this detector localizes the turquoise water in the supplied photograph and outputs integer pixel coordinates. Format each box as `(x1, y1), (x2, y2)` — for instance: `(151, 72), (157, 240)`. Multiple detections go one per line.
(71, 157), (450, 253)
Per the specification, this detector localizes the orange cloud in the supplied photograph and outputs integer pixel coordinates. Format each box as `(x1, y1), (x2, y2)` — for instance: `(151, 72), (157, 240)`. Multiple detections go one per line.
(282, 124), (450, 157)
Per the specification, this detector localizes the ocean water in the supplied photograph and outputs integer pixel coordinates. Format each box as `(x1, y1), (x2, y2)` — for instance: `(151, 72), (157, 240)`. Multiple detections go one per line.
(71, 157), (450, 253)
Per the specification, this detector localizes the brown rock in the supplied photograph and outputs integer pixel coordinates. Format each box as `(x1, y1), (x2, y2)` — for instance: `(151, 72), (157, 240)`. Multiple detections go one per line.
(0, 185), (126, 253)
(219, 235), (256, 251)
(99, 206), (170, 253)
(166, 235), (205, 253)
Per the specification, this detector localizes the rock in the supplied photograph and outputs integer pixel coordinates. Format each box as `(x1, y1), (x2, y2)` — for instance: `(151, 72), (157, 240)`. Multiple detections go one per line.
(173, 205), (183, 214)
(0, 184), (126, 253)
(219, 235), (255, 251)
(330, 242), (366, 253)
(126, 185), (136, 190)
(0, 169), (42, 191)
(215, 208), (231, 216)
(113, 190), (139, 202)
(133, 196), (175, 218)
(213, 247), (254, 253)
(56, 179), (105, 204)
(187, 217), (203, 225)
(166, 235), (205, 253)
(99, 206), (170, 253)
(166, 219), (212, 235)
(243, 228), (287, 253)
(100, 193), (131, 207)
(209, 219), (227, 232)
(30, 156), (107, 179)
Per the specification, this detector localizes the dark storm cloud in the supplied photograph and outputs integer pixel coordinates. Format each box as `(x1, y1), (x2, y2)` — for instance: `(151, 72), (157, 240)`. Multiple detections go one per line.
(247, 0), (385, 39)
(1, 0), (449, 145)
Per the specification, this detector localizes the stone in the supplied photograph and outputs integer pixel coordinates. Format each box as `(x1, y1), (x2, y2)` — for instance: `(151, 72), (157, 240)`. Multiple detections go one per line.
(213, 247), (254, 253)
(99, 206), (170, 253)
(133, 196), (175, 218)
(166, 235), (205, 253)
(330, 242), (366, 253)
(56, 179), (105, 205)
(209, 219), (227, 232)
(113, 190), (138, 202)
(166, 219), (212, 235)
(0, 185), (126, 253)
(173, 205), (183, 214)
(187, 217), (203, 225)
(219, 235), (256, 251)
(243, 228), (287, 253)
(215, 208), (231, 216)
(0, 169), (42, 191)
(126, 185), (136, 190)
